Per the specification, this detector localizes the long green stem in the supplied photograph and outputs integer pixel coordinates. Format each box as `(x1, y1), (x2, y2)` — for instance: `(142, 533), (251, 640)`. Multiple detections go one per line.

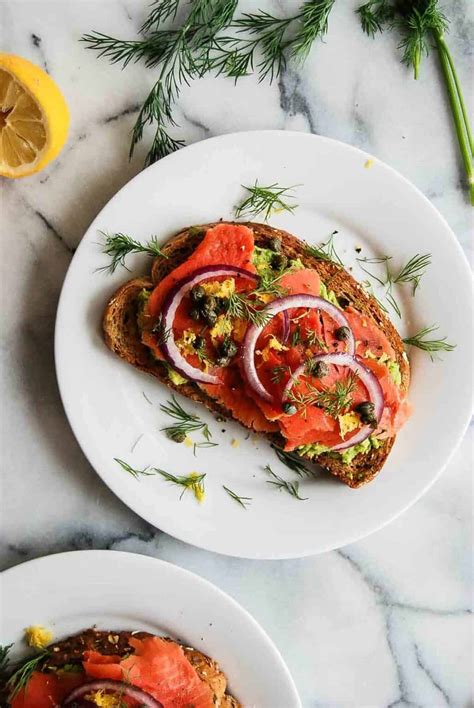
(441, 39), (474, 156)
(434, 32), (474, 205)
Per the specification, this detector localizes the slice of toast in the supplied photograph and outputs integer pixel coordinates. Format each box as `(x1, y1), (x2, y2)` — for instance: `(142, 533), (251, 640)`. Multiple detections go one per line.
(103, 223), (409, 488)
(37, 629), (239, 707)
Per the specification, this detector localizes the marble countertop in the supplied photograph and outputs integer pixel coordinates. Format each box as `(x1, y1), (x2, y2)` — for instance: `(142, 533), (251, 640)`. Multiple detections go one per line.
(1, 1), (472, 705)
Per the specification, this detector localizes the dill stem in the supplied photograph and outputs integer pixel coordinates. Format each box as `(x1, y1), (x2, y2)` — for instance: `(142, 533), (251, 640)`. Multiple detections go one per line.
(434, 32), (474, 206)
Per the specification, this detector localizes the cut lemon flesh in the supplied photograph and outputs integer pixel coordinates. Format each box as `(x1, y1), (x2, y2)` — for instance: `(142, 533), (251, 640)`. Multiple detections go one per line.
(0, 54), (69, 178)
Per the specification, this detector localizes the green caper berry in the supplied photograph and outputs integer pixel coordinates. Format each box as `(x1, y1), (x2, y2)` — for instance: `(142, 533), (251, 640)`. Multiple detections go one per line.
(309, 360), (329, 379)
(355, 401), (377, 426)
(219, 338), (237, 358)
(190, 285), (206, 303)
(215, 355), (230, 367)
(194, 335), (205, 350)
(335, 326), (351, 342)
(204, 295), (217, 309)
(338, 296), (350, 309)
(271, 253), (288, 270)
(215, 297), (229, 314)
(166, 429), (186, 443)
(283, 402), (297, 415)
(205, 311), (218, 326)
(269, 237), (282, 252)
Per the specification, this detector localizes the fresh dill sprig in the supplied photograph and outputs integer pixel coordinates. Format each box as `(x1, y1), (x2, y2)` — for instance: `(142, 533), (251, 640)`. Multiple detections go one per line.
(193, 441), (219, 457)
(114, 458), (160, 480)
(154, 469), (206, 501)
(361, 279), (390, 314)
(397, 1), (448, 80)
(264, 464), (308, 500)
(151, 318), (172, 347)
(227, 270), (287, 327)
(223, 485), (252, 508)
(0, 644), (12, 676)
(305, 330), (328, 350)
(356, 0), (392, 36)
(99, 232), (167, 273)
(291, 0), (336, 60)
(356, 255), (392, 287)
(385, 290), (401, 318)
(234, 181), (298, 221)
(287, 372), (358, 418)
(6, 651), (49, 700)
(356, 0), (473, 203)
(291, 324), (302, 347)
(160, 395), (212, 442)
(403, 325), (455, 360)
(219, 11), (293, 82)
(357, 252), (431, 317)
(305, 231), (343, 266)
(392, 253), (431, 293)
(271, 364), (290, 384)
(227, 291), (272, 328)
(271, 444), (311, 477)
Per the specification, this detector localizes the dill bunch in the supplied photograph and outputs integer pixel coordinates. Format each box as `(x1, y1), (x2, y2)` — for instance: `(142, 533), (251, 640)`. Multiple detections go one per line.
(82, 0), (336, 166)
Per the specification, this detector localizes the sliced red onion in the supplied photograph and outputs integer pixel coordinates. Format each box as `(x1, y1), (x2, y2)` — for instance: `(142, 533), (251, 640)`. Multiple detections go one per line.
(283, 352), (384, 451)
(242, 295), (355, 402)
(281, 311), (290, 342)
(62, 679), (163, 707)
(160, 265), (258, 384)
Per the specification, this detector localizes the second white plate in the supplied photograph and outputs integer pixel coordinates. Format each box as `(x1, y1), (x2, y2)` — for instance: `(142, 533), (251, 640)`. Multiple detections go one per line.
(1, 550), (301, 707)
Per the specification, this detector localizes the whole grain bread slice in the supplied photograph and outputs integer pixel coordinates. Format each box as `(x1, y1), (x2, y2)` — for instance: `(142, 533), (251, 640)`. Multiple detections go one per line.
(103, 222), (409, 488)
(38, 628), (239, 707)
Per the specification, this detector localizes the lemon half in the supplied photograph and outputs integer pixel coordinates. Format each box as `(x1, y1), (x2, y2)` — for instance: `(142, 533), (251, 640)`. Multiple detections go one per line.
(0, 53), (69, 178)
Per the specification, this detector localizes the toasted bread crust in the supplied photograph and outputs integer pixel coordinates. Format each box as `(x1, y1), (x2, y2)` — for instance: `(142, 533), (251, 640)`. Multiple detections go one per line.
(39, 629), (238, 706)
(103, 222), (409, 488)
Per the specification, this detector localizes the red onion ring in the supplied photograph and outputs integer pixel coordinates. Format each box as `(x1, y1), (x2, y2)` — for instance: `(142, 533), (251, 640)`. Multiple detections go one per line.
(160, 265), (258, 384)
(242, 295), (355, 402)
(281, 311), (290, 343)
(62, 679), (163, 707)
(283, 352), (384, 451)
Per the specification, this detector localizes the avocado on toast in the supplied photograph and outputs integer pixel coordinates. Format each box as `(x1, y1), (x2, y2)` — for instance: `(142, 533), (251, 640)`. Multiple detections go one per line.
(103, 222), (411, 488)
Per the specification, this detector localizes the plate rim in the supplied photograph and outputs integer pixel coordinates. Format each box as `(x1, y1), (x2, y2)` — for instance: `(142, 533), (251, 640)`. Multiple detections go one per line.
(54, 129), (473, 559)
(1, 549), (302, 707)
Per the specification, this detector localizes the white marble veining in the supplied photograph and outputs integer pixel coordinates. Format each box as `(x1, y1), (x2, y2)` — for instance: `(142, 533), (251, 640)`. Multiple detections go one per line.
(1, 1), (472, 706)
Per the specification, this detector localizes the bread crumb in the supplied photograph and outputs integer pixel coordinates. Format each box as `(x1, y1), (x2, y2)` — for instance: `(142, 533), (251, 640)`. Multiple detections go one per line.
(364, 159), (374, 169)
(231, 438), (240, 448)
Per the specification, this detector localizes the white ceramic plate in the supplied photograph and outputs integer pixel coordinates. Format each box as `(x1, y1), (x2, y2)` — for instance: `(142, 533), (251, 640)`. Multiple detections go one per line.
(0, 550), (301, 707)
(55, 131), (473, 559)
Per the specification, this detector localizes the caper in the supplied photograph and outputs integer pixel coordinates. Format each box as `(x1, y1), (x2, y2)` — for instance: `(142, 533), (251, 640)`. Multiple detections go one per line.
(189, 308), (202, 321)
(355, 401), (377, 426)
(335, 326), (351, 342)
(194, 335), (205, 350)
(283, 402), (297, 415)
(215, 297), (230, 314)
(190, 285), (206, 303)
(166, 429), (186, 443)
(271, 253), (288, 271)
(338, 296), (350, 309)
(215, 355), (230, 367)
(269, 237), (282, 252)
(310, 360), (329, 379)
(204, 310), (218, 326)
(201, 297), (218, 325)
(218, 338), (237, 358)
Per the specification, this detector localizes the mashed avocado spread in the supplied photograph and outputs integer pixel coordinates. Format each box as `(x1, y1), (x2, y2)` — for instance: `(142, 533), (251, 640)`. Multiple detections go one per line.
(297, 436), (382, 464)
